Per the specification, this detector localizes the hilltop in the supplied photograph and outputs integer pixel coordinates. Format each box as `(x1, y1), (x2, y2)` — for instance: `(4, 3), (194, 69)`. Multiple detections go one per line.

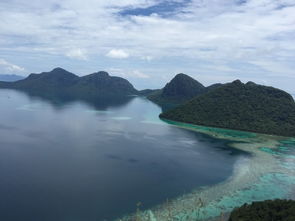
(160, 80), (295, 137)
(0, 68), (138, 97)
(147, 73), (223, 105)
(147, 73), (206, 104)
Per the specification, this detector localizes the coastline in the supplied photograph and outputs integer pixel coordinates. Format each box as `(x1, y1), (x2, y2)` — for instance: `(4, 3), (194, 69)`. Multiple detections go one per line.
(160, 117), (294, 139)
(117, 120), (295, 221)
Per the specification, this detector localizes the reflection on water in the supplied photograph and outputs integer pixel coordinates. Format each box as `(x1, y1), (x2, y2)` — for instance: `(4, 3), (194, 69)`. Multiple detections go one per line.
(1, 89), (294, 221)
(14, 88), (135, 110)
(0, 89), (249, 221)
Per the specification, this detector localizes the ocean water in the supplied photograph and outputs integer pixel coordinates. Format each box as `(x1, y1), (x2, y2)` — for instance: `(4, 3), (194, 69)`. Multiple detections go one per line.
(120, 122), (295, 220)
(0, 89), (250, 221)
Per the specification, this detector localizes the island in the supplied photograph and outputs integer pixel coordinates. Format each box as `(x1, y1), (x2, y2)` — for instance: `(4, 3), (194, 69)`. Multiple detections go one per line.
(0, 67), (138, 97)
(160, 80), (295, 137)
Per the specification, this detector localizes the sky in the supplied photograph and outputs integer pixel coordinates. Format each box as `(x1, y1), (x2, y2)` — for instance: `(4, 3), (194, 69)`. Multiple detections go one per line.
(0, 0), (295, 92)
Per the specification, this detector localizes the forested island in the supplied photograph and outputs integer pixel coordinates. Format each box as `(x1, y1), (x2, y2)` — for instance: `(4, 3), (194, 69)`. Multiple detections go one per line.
(2, 68), (295, 137)
(160, 80), (295, 137)
(0, 67), (137, 97)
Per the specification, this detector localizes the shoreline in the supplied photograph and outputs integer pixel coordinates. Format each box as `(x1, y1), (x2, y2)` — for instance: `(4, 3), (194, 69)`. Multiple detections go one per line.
(117, 120), (295, 221)
(160, 117), (295, 139)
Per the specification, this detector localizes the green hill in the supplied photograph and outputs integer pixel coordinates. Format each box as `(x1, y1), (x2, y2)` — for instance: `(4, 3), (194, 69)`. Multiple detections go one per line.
(160, 80), (295, 137)
(0, 68), (138, 97)
(69, 71), (137, 96)
(148, 73), (206, 104)
(138, 89), (161, 96)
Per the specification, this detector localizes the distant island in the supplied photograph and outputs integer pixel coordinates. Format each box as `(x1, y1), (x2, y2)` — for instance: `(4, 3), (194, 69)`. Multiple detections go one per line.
(0, 68), (138, 97)
(147, 73), (222, 105)
(160, 80), (295, 137)
(1, 68), (295, 137)
(0, 74), (25, 82)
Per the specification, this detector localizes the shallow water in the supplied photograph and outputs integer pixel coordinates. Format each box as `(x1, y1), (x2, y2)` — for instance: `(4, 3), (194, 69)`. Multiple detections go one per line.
(0, 89), (249, 221)
(120, 121), (295, 221)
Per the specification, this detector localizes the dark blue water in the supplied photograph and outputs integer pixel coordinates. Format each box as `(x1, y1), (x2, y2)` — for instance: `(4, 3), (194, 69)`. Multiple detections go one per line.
(0, 89), (248, 221)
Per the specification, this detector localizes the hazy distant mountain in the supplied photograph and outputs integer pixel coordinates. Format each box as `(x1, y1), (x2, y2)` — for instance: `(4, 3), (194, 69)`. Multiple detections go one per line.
(148, 73), (206, 104)
(0, 74), (25, 82)
(11, 67), (79, 90)
(0, 68), (138, 97)
(160, 80), (295, 137)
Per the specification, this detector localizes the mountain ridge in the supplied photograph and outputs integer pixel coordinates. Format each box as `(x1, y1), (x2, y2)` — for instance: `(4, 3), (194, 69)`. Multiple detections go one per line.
(0, 68), (138, 97)
(160, 79), (295, 137)
(0, 74), (25, 82)
(148, 73), (206, 104)
(147, 73), (224, 105)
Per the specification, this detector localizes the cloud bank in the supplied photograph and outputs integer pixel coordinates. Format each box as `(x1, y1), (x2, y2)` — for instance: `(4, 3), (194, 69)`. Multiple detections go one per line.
(106, 49), (130, 59)
(0, 59), (25, 73)
(0, 0), (294, 91)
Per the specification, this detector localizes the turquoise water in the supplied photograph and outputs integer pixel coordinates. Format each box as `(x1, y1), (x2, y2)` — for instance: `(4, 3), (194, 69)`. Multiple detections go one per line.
(119, 121), (295, 220)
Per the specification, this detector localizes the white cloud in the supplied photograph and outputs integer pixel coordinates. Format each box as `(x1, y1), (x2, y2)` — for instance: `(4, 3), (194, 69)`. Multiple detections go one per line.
(108, 68), (150, 79)
(130, 70), (150, 78)
(0, 0), (294, 90)
(66, 48), (87, 60)
(0, 59), (25, 72)
(106, 49), (130, 59)
(141, 56), (153, 61)
(1, 0), (294, 62)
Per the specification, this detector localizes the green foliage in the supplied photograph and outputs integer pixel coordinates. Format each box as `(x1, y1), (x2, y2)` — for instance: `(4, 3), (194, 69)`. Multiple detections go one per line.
(229, 199), (295, 221)
(160, 80), (295, 137)
(138, 89), (161, 96)
(69, 71), (137, 96)
(148, 73), (206, 105)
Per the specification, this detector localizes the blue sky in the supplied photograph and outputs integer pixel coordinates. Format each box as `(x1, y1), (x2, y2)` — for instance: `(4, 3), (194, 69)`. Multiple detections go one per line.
(0, 0), (295, 92)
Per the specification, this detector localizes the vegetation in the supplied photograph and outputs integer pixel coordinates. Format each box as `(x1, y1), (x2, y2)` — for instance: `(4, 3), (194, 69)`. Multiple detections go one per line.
(119, 199), (295, 221)
(0, 68), (138, 97)
(2, 69), (295, 137)
(138, 89), (161, 96)
(160, 80), (295, 137)
(229, 199), (295, 221)
(147, 73), (223, 105)
(148, 73), (206, 105)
